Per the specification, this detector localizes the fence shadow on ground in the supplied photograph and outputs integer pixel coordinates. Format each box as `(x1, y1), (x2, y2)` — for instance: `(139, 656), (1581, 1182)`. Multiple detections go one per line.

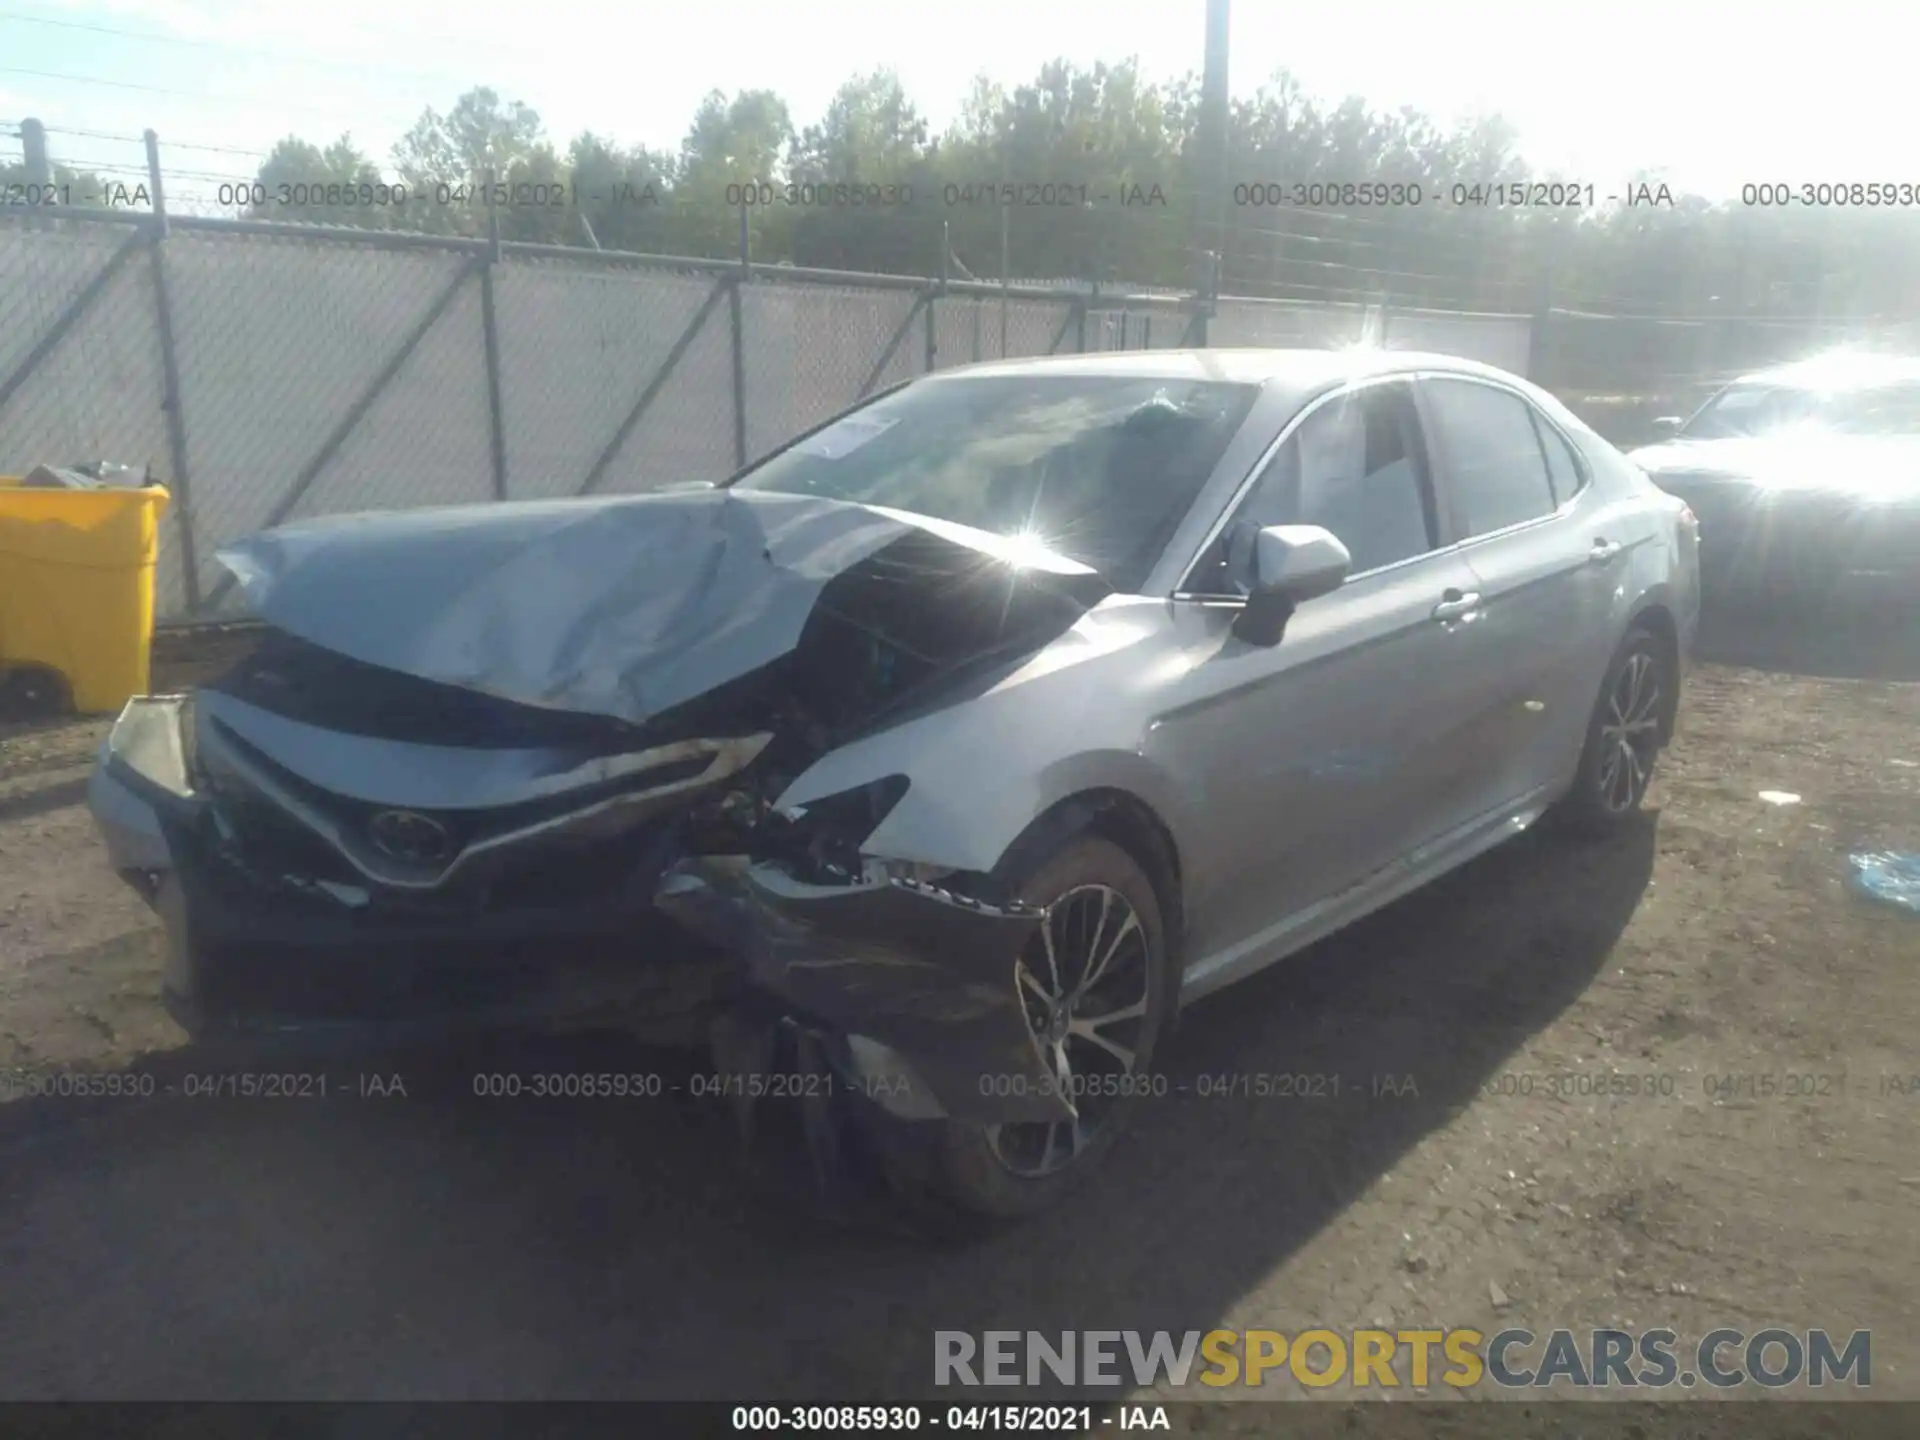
(0, 813), (1655, 1400)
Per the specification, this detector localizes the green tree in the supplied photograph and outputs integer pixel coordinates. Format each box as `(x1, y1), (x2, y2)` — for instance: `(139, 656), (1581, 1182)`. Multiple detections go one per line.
(939, 59), (1186, 284)
(568, 133), (676, 252)
(667, 89), (795, 260)
(197, 65), (1920, 358)
(786, 70), (936, 272)
(0, 154), (112, 209)
(249, 135), (389, 228)
(392, 87), (566, 240)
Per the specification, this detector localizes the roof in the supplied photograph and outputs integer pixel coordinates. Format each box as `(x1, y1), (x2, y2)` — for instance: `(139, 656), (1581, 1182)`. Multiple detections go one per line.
(1736, 351), (1920, 391)
(925, 347), (1523, 389)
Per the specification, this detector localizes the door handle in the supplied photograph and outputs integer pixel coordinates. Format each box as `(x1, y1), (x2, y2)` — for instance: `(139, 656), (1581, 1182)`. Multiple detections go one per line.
(1589, 537), (1625, 565)
(1431, 591), (1482, 622)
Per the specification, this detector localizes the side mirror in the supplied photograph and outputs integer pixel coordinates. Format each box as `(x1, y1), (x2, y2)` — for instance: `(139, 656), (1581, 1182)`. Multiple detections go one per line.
(1231, 524), (1352, 647)
(1649, 416), (1685, 439)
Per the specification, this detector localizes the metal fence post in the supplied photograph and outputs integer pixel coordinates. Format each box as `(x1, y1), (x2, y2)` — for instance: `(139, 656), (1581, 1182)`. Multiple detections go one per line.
(927, 232), (946, 373)
(480, 169), (510, 500)
(998, 201), (1010, 358)
(143, 130), (202, 614)
(20, 118), (50, 185)
(1526, 237), (1559, 382)
(730, 200), (749, 470)
(1189, 249), (1216, 348)
(1076, 291), (1089, 353)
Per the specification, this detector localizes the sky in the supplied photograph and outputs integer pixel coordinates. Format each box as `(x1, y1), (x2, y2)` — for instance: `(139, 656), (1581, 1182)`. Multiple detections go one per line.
(0, 0), (1906, 207)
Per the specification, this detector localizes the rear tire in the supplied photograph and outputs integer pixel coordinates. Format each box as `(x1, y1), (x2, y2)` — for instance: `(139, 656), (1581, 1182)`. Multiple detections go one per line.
(877, 834), (1173, 1229)
(1552, 625), (1673, 837)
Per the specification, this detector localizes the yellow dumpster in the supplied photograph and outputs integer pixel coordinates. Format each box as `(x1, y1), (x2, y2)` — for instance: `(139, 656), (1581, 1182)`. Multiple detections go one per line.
(0, 478), (171, 715)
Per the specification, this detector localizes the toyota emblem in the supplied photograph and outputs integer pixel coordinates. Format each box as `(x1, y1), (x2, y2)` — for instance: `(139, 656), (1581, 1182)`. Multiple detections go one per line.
(367, 809), (454, 866)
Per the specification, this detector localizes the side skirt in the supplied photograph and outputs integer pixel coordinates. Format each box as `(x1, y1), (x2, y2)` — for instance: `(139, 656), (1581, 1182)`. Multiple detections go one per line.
(1178, 781), (1567, 1006)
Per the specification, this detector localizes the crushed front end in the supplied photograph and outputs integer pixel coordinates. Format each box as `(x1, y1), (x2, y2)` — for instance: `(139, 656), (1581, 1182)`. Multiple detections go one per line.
(89, 493), (1099, 1140)
(91, 672), (756, 1051)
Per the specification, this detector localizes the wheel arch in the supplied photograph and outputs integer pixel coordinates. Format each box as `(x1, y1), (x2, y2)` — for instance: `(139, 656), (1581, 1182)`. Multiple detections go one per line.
(1624, 600), (1682, 743)
(983, 788), (1186, 979)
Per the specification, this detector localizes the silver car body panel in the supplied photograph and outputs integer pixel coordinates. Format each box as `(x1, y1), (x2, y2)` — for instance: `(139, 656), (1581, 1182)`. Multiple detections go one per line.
(195, 690), (722, 810)
(217, 488), (1090, 729)
(192, 714), (772, 893)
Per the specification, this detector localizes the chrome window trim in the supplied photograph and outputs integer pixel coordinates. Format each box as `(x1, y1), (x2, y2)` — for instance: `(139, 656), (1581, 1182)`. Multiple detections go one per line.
(1171, 540), (1446, 603)
(1172, 369), (1433, 596)
(1170, 365), (1603, 601)
(1412, 370), (1593, 553)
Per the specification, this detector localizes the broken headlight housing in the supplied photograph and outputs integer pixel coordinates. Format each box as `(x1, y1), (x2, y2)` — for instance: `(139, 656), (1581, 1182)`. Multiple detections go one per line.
(106, 695), (197, 798)
(765, 774), (911, 885)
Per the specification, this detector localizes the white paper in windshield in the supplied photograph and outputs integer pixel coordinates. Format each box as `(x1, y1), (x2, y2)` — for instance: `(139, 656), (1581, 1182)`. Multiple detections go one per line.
(795, 414), (899, 460)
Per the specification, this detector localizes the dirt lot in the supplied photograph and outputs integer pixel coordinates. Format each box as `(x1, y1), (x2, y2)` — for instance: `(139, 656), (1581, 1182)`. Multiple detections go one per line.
(0, 613), (1916, 1416)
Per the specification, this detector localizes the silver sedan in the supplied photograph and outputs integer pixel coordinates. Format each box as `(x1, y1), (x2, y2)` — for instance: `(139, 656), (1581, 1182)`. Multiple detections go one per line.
(89, 349), (1701, 1225)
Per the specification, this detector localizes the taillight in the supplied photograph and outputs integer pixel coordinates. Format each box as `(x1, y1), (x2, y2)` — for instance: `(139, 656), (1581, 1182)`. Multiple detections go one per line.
(1677, 503), (1698, 534)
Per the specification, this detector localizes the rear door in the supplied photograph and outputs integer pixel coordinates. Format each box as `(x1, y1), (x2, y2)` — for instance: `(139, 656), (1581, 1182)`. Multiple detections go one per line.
(1414, 375), (1620, 817)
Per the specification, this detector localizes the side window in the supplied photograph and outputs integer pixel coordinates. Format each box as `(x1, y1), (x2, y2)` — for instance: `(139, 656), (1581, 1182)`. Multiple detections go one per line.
(1185, 382), (1435, 594)
(1423, 378), (1557, 537)
(1529, 411), (1584, 505)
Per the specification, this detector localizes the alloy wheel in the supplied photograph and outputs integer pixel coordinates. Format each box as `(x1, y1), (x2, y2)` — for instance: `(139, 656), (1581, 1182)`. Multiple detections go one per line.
(985, 883), (1153, 1178)
(1595, 649), (1662, 814)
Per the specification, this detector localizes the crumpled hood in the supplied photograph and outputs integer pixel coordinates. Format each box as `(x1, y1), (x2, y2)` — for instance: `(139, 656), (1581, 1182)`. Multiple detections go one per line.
(1631, 435), (1920, 500)
(216, 488), (1106, 728)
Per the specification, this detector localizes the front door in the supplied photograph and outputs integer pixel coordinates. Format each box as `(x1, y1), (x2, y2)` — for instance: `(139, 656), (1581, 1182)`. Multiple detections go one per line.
(1152, 379), (1493, 972)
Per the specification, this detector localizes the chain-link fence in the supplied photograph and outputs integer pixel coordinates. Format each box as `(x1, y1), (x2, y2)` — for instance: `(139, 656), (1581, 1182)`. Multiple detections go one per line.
(0, 203), (1633, 626)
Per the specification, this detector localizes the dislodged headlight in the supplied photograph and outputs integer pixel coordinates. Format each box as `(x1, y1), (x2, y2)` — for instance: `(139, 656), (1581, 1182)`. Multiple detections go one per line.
(766, 775), (910, 883)
(105, 696), (196, 798)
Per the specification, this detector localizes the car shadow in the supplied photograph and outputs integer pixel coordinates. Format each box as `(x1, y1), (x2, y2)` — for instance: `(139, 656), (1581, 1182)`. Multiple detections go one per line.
(1697, 600), (1920, 682)
(0, 814), (1656, 1400)
(0, 775), (90, 823)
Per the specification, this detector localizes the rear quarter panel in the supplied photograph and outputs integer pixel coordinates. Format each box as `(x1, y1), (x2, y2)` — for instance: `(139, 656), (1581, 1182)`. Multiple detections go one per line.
(1547, 391), (1700, 667)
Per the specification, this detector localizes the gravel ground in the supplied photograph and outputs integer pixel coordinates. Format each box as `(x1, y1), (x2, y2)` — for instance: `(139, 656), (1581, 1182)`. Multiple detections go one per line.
(0, 612), (1916, 1415)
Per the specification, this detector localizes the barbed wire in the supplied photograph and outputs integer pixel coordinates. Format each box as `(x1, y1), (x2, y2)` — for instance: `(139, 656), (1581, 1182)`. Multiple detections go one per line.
(0, 67), (432, 129)
(0, 9), (486, 89)
(38, 124), (273, 161)
(5, 121), (1913, 331)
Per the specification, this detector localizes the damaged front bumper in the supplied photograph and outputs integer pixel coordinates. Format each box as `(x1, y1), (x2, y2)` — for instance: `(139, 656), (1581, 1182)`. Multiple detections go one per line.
(655, 856), (1070, 1125)
(90, 698), (1072, 1124)
(92, 699), (724, 1053)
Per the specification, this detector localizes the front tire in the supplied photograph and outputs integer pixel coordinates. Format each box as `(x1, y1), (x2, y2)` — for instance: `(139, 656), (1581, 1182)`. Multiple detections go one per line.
(1553, 625), (1673, 836)
(885, 834), (1174, 1226)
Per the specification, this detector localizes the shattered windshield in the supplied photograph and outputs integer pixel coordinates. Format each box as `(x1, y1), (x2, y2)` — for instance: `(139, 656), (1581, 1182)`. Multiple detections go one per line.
(1683, 380), (1920, 438)
(732, 375), (1261, 591)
